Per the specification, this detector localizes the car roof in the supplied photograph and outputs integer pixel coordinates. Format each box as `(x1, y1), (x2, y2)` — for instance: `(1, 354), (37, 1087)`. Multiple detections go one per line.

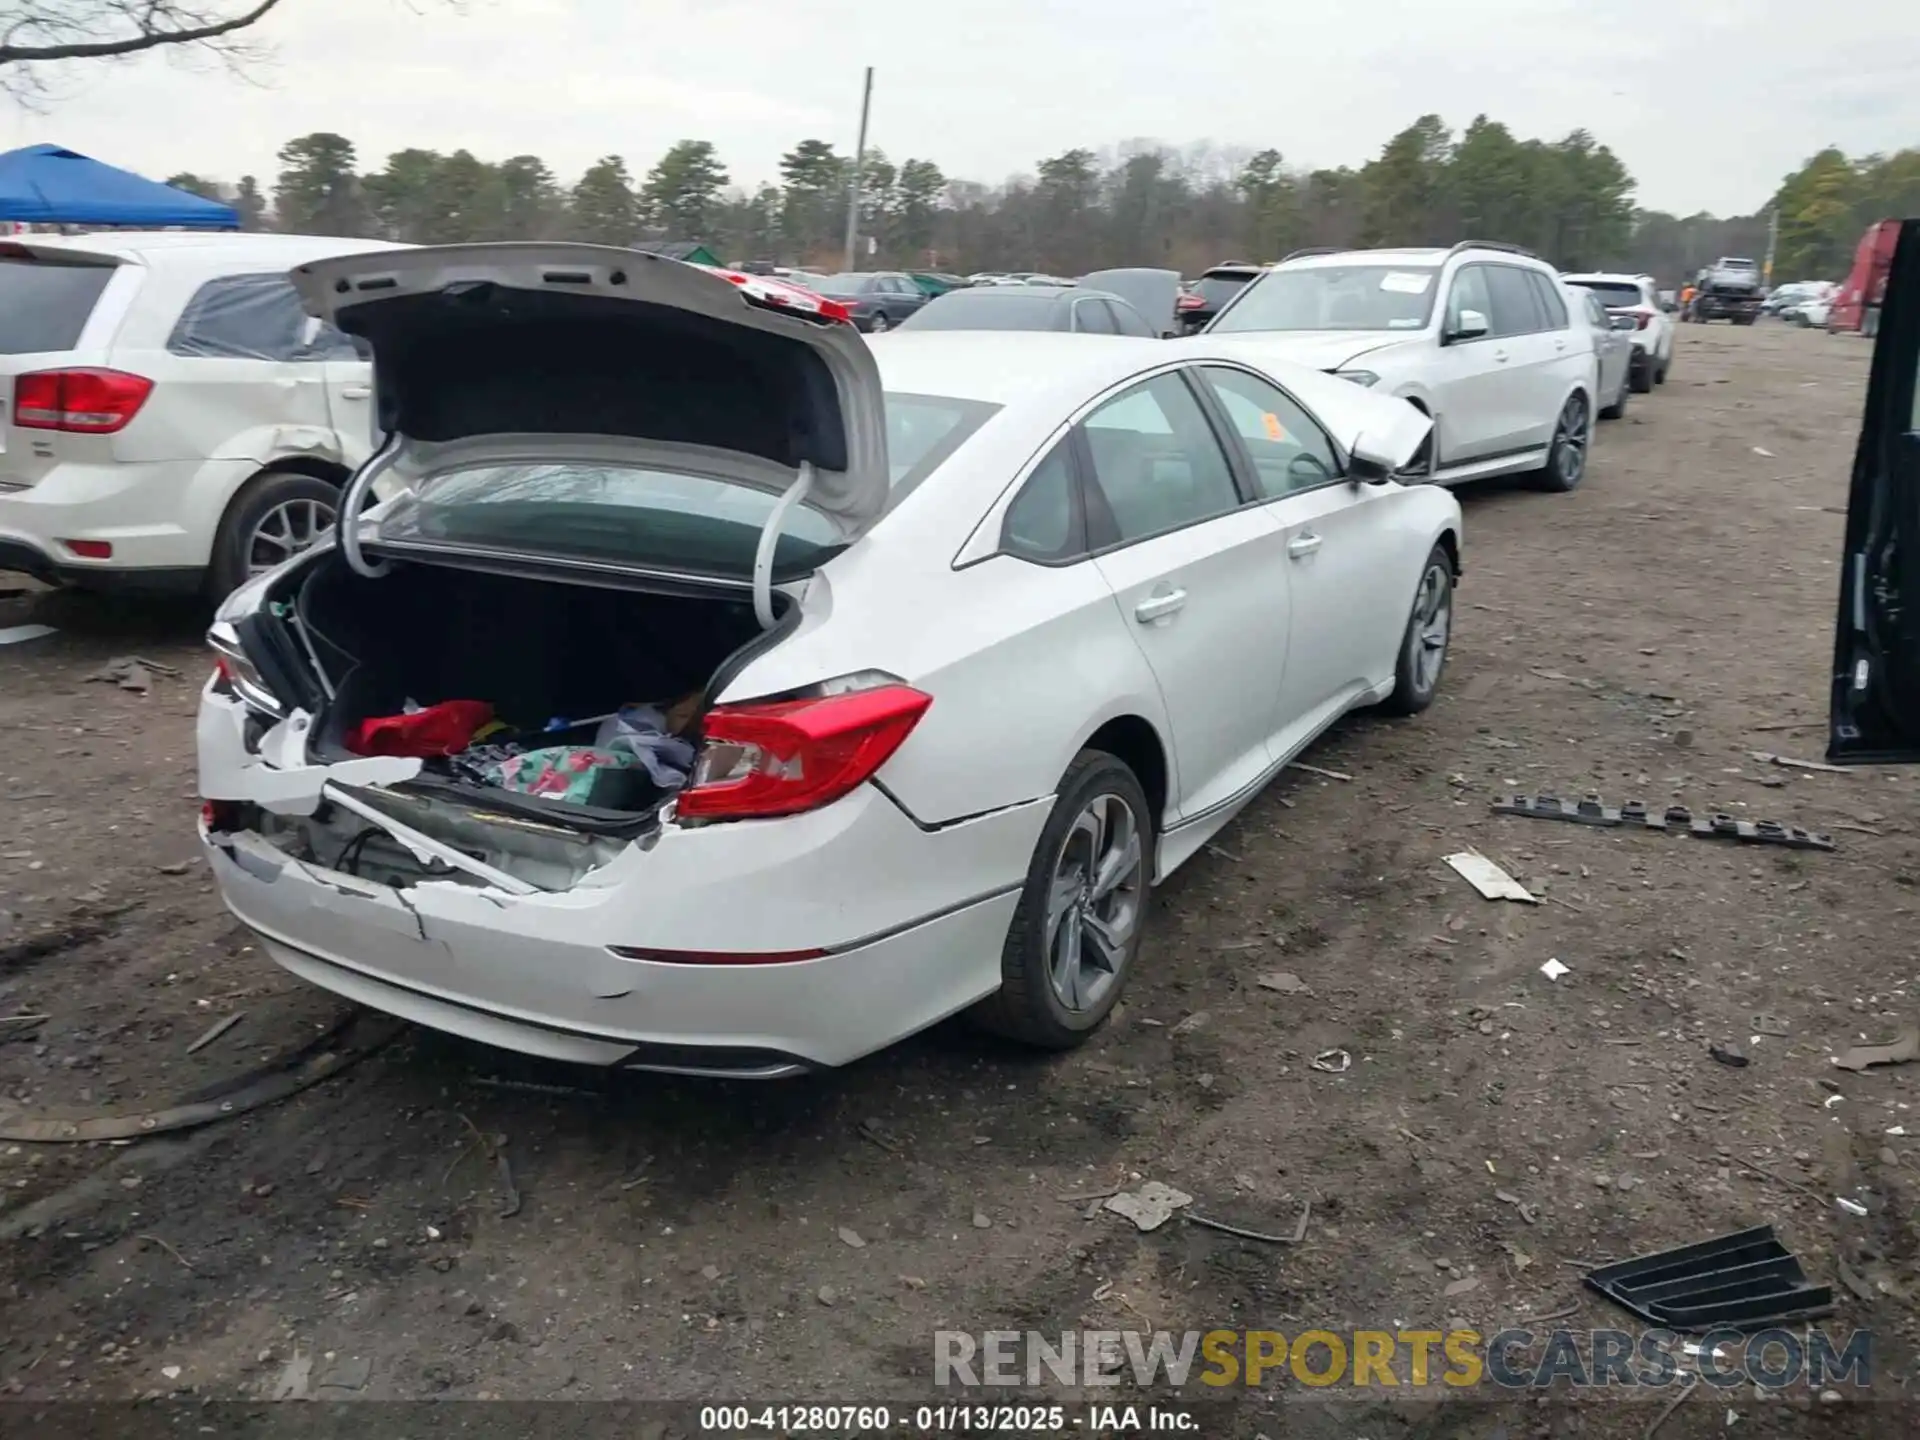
(1279, 247), (1448, 269)
(941, 284), (1075, 300)
(20, 230), (404, 266)
(871, 331), (1180, 405)
(1561, 272), (1646, 284)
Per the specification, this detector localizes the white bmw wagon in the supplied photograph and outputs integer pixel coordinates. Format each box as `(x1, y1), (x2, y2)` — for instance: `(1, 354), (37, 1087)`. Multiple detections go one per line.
(196, 243), (1462, 1077)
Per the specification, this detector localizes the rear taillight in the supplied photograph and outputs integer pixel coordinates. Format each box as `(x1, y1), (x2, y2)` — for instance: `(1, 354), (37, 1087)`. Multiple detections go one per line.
(13, 368), (153, 434)
(677, 684), (932, 821)
(1176, 293), (1204, 310)
(1634, 312), (1652, 330)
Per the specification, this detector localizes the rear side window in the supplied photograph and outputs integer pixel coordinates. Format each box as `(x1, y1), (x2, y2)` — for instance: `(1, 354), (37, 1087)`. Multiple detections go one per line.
(1485, 265), (1547, 337)
(1001, 441), (1085, 562)
(0, 258), (116, 354)
(168, 273), (362, 361)
(1079, 373), (1241, 544)
(1528, 272), (1570, 329)
(1071, 299), (1116, 334)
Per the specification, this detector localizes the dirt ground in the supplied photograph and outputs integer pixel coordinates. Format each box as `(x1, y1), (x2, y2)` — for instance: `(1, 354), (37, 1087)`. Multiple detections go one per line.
(0, 321), (1912, 1437)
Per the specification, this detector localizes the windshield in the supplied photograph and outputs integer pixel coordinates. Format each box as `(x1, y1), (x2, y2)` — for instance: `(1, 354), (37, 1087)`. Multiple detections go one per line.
(1565, 280), (1645, 310)
(0, 257), (116, 355)
(1209, 264), (1440, 333)
(367, 392), (1000, 577)
(815, 274), (879, 295)
(900, 291), (1060, 331)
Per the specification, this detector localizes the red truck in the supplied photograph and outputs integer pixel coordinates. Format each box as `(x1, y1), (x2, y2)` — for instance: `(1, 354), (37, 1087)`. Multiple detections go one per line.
(1830, 219), (1900, 336)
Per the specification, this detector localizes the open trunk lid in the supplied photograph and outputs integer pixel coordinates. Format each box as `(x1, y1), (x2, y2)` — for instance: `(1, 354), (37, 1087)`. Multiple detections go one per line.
(292, 243), (887, 532)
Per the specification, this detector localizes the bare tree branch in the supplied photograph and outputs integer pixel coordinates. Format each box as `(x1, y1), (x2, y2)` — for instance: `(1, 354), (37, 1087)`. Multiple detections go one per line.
(0, 0), (289, 66)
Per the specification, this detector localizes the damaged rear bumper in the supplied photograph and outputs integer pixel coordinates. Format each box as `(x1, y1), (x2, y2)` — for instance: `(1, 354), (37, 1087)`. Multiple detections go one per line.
(199, 778), (1047, 1074)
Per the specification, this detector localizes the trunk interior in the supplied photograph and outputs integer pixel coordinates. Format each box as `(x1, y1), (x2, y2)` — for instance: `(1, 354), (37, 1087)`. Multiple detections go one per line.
(280, 553), (780, 827)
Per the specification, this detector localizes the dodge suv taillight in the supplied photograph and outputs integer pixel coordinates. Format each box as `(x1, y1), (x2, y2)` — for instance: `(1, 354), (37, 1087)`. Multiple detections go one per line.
(13, 368), (153, 434)
(678, 682), (932, 821)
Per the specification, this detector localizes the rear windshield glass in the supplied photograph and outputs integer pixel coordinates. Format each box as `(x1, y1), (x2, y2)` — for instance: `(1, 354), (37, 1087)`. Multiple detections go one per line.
(1194, 274), (1254, 304)
(367, 393), (1000, 576)
(0, 258), (115, 354)
(1209, 264), (1441, 333)
(901, 291), (1060, 330)
(1565, 280), (1644, 310)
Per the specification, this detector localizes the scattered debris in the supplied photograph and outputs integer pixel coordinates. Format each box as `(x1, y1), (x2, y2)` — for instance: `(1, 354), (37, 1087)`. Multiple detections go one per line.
(837, 1226), (866, 1249)
(269, 1350), (314, 1402)
(316, 1355), (372, 1394)
(816, 1285), (837, 1306)
(157, 860), (194, 876)
(1287, 761), (1351, 782)
(1539, 958), (1571, 982)
(1494, 1189), (1540, 1225)
(857, 1117), (901, 1153)
(1708, 1044), (1749, 1069)
(1585, 1225), (1833, 1330)
(1443, 1275), (1482, 1297)
(0, 624), (57, 646)
(1834, 1253), (1879, 1303)
(1502, 1241), (1533, 1272)
(1185, 1200), (1310, 1245)
(1835, 1197), (1868, 1218)
(1103, 1181), (1193, 1232)
(1170, 1010), (1210, 1036)
(900, 1275), (926, 1290)
(1205, 843), (1243, 864)
(971, 1210), (992, 1229)
(86, 655), (182, 694)
(1751, 1014), (1791, 1038)
(1309, 1049), (1351, 1074)
(0, 1010), (401, 1143)
(1446, 851), (1538, 903)
(135, 1234), (194, 1270)
(1830, 1026), (1920, 1072)
(1492, 793), (1835, 851)
(1055, 1186), (1122, 1204)
(1645, 1374), (1701, 1440)
(1752, 446), (1775, 458)
(185, 1011), (246, 1055)
(1255, 971), (1311, 996)
(1748, 751), (1852, 775)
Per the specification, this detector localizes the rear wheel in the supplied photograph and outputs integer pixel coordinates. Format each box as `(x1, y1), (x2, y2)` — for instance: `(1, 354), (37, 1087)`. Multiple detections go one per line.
(1599, 367), (1629, 420)
(1629, 353), (1654, 394)
(1380, 546), (1453, 715)
(1532, 393), (1590, 493)
(869, 312), (891, 334)
(208, 471), (340, 600)
(971, 751), (1152, 1049)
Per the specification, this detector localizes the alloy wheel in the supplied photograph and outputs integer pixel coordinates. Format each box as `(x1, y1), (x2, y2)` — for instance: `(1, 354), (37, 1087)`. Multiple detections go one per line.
(1408, 561), (1452, 696)
(870, 313), (890, 333)
(1554, 396), (1589, 487)
(1044, 792), (1145, 1014)
(246, 497), (335, 576)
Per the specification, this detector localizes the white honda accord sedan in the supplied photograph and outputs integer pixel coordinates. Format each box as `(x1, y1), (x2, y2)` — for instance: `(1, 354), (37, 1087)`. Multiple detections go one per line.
(196, 243), (1462, 1077)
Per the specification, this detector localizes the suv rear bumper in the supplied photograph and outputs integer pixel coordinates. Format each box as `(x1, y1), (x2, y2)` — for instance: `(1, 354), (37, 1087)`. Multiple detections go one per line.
(0, 457), (260, 586)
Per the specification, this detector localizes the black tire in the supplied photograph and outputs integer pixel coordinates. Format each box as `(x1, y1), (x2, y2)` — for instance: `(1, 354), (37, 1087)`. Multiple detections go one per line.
(970, 751), (1154, 1050)
(208, 470), (340, 601)
(1629, 354), (1654, 394)
(1655, 355), (1670, 385)
(1532, 393), (1591, 493)
(1380, 545), (1453, 716)
(869, 311), (892, 334)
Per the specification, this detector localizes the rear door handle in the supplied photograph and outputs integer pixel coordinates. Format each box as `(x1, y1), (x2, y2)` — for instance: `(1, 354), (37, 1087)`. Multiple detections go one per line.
(1492, 349), (1510, 363)
(340, 385), (372, 400)
(1134, 588), (1187, 623)
(1287, 532), (1323, 560)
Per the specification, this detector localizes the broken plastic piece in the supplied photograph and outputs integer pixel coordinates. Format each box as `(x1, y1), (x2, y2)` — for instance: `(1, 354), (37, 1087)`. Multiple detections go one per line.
(1540, 958), (1570, 981)
(1491, 793), (1835, 851)
(1446, 851), (1537, 903)
(1583, 1224), (1833, 1332)
(1103, 1181), (1191, 1232)
(346, 699), (494, 758)
(1830, 1026), (1920, 1072)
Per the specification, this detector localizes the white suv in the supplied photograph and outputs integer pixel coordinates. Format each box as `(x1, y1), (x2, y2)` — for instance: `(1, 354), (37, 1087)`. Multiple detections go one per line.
(0, 231), (403, 599)
(1560, 271), (1674, 392)
(1202, 241), (1600, 492)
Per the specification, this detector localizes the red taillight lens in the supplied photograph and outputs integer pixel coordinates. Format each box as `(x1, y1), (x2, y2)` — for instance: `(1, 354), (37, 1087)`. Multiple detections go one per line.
(14, 368), (153, 434)
(1634, 312), (1652, 330)
(1176, 293), (1204, 310)
(60, 538), (113, 559)
(677, 684), (932, 821)
(201, 799), (240, 832)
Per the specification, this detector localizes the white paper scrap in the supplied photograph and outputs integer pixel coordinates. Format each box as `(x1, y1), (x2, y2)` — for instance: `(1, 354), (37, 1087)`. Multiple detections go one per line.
(1446, 851), (1538, 903)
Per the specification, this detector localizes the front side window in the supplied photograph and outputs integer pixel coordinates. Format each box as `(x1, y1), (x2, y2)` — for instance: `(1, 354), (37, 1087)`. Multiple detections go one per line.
(1199, 367), (1342, 499)
(1484, 265), (1547, 338)
(1212, 265), (1440, 334)
(1446, 264), (1492, 336)
(1078, 373), (1241, 543)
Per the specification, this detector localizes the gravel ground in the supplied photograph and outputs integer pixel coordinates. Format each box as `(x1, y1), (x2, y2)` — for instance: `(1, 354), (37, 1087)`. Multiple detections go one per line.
(0, 320), (1909, 1437)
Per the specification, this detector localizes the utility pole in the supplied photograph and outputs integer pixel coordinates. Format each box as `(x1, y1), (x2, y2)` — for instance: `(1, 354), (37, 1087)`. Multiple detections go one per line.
(841, 66), (874, 274)
(1763, 207), (1779, 287)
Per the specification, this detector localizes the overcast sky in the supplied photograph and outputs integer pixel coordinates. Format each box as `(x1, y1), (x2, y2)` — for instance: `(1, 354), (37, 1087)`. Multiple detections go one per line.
(2, 0), (1914, 218)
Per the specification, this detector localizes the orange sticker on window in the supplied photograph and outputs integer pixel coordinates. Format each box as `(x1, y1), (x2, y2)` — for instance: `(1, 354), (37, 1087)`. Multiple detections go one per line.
(1262, 411), (1288, 442)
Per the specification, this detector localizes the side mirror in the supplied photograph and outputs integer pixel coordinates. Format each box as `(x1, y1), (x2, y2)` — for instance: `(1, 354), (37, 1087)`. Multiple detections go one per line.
(1446, 308), (1490, 343)
(1347, 440), (1394, 486)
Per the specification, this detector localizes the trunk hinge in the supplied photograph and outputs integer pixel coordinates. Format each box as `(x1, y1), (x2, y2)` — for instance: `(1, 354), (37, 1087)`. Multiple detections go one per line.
(337, 437), (403, 580)
(752, 461), (814, 631)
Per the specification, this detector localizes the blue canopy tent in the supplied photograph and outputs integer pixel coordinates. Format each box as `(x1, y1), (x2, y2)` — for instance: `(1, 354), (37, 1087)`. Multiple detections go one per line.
(0, 144), (237, 229)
